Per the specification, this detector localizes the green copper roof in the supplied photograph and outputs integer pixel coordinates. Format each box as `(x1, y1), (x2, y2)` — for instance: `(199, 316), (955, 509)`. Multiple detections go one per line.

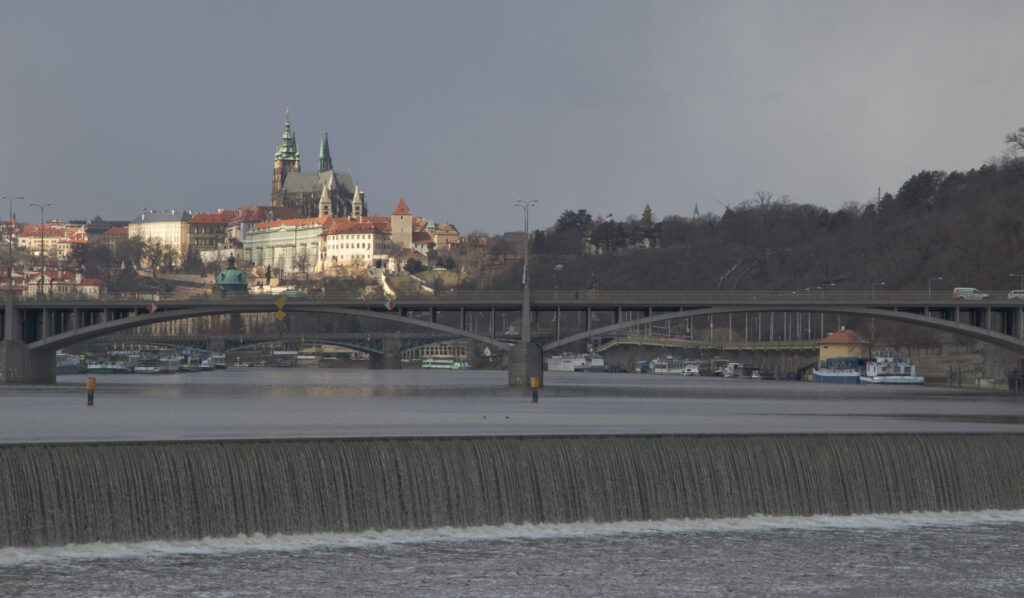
(318, 131), (333, 173)
(274, 110), (300, 162)
(216, 255), (248, 291)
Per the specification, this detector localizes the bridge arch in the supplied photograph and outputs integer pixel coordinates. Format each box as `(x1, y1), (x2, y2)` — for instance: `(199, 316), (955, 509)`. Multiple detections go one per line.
(544, 305), (1024, 354)
(29, 305), (512, 353)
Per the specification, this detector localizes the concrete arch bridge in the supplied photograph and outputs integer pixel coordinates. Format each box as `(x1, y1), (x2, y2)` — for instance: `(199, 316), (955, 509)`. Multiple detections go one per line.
(2, 291), (1023, 383)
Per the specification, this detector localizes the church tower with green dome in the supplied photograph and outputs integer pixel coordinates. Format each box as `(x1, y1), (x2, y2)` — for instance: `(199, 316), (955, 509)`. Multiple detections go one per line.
(272, 109), (302, 206)
(269, 109), (361, 218)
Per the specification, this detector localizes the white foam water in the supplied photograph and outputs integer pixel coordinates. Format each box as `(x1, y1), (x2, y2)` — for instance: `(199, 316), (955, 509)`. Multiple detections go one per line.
(4, 508), (1024, 566)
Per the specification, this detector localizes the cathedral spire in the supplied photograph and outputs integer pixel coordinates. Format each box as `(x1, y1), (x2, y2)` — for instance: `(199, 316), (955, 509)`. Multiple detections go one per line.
(274, 108), (300, 163)
(318, 131), (333, 173)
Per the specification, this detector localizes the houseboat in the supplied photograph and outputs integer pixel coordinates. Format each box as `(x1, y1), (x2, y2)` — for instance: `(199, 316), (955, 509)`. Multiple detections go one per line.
(812, 357), (863, 383)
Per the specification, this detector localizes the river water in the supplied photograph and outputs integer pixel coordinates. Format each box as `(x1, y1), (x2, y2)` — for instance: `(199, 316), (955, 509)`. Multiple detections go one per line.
(2, 369), (1024, 596)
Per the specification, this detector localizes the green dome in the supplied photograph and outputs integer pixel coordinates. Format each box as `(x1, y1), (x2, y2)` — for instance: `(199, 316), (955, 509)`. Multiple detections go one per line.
(215, 256), (248, 295)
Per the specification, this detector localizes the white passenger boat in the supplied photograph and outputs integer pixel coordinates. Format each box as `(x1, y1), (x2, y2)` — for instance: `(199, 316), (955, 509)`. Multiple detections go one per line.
(422, 358), (471, 370)
(649, 356), (686, 375)
(859, 348), (925, 384)
(812, 358), (862, 383)
(546, 352), (605, 372)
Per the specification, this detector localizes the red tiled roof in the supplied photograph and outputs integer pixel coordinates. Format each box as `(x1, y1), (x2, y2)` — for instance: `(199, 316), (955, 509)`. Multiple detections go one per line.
(392, 198), (412, 216)
(412, 231), (434, 243)
(190, 210), (236, 224)
(231, 205), (302, 224)
(323, 220), (385, 236)
(818, 329), (865, 345)
(103, 227), (129, 236)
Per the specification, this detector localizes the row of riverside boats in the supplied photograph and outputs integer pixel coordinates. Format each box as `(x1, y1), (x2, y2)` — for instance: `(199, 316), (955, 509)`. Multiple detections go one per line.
(57, 350), (227, 375)
(812, 348), (925, 384)
(635, 356), (761, 378)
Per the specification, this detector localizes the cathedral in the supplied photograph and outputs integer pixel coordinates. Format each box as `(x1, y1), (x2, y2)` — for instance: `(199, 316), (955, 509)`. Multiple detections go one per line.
(270, 110), (366, 218)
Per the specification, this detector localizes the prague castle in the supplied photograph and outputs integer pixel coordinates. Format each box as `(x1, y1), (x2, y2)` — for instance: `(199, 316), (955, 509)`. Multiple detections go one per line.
(271, 110), (366, 219)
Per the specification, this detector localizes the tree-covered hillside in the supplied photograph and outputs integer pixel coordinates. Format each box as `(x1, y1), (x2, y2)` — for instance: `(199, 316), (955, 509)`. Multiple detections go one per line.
(483, 148), (1024, 295)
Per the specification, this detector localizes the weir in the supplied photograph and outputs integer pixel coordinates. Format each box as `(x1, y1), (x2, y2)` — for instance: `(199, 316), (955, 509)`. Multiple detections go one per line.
(2, 434), (1024, 548)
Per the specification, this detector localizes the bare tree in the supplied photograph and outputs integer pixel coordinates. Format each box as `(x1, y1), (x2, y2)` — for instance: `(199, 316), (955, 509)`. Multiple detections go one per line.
(1006, 126), (1024, 155)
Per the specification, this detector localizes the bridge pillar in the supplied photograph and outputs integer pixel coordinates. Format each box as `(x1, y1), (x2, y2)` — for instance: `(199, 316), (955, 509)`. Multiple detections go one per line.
(508, 342), (543, 387)
(368, 333), (403, 370)
(0, 340), (56, 384)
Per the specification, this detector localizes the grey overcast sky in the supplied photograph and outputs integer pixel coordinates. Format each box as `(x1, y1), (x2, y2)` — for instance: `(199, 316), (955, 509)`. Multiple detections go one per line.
(2, 1), (1023, 234)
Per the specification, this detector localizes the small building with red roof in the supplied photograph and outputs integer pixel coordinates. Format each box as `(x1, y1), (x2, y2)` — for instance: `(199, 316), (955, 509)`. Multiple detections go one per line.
(817, 327), (869, 361)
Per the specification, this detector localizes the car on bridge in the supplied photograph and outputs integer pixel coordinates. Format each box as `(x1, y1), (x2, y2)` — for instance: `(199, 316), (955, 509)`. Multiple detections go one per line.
(952, 287), (989, 300)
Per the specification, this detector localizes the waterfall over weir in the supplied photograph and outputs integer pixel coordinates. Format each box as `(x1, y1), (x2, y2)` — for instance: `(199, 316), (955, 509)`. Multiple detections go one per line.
(3, 434), (1024, 548)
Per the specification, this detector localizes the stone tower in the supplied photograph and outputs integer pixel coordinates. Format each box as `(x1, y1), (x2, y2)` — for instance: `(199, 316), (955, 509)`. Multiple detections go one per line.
(272, 109), (301, 206)
(390, 197), (413, 249)
(351, 183), (365, 218)
(318, 182), (332, 218)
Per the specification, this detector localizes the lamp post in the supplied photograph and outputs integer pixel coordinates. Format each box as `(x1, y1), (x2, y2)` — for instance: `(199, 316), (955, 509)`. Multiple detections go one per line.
(870, 281), (886, 344)
(871, 281), (886, 301)
(818, 283), (835, 338)
(553, 264), (563, 295)
(29, 202), (51, 295)
(514, 199), (537, 343)
(928, 276), (943, 299)
(1, 196), (22, 289)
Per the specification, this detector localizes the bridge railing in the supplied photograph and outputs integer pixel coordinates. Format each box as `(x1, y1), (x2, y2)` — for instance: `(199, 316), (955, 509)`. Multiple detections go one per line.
(10, 289), (1024, 305)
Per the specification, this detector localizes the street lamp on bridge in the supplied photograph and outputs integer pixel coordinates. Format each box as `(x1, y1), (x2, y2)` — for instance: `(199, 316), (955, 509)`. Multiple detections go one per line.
(871, 281), (887, 301)
(1, 196), (22, 289)
(514, 199), (537, 344)
(29, 202), (51, 296)
(1011, 273), (1024, 293)
(928, 276), (943, 299)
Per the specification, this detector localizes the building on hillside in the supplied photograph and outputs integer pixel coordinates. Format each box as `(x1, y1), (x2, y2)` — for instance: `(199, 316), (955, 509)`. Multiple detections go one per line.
(270, 110), (366, 218)
(429, 222), (460, 251)
(817, 327), (869, 361)
(128, 209), (193, 265)
(412, 230), (435, 256)
(17, 223), (87, 261)
(227, 205), (302, 245)
(318, 219), (391, 272)
(22, 270), (105, 298)
(82, 216), (129, 239)
(51, 227), (88, 261)
(390, 197), (413, 249)
(243, 216), (332, 275)
(188, 209), (235, 255)
(99, 226), (129, 253)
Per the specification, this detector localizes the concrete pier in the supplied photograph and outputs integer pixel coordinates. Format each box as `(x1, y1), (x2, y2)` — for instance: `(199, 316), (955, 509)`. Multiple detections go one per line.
(508, 342), (543, 387)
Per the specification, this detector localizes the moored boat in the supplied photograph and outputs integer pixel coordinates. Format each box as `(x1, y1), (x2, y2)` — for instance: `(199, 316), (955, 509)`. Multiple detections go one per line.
(649, 355), (687, 375)
(87, 362), (129, 374)
(859, 348), (925, 384)
(422, 357), (471, 370)
(812, 357), (862, 383)
(56, 351), (83, 375)
(546, 352), (605, 372)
